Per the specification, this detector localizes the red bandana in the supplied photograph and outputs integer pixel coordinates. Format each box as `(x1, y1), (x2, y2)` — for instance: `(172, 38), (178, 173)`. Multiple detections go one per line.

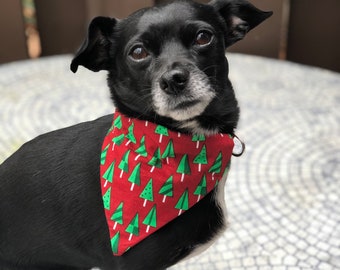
(100, 111), (234, 255)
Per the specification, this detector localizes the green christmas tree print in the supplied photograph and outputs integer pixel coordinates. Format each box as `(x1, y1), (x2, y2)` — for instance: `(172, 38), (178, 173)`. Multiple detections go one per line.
(194, 174), (207, 202)
(101, 144), (109, 165)
(159, 175), (174, 203)
(176, 154), (191, 182)
(125, 213), (139, 241)
(148, 147), (162, 172)
(128, 163), (141, 191)
(135, 136), (147, 161)
(111, 231), (120, 254)
(161, 139), (175, 164)
(111, 202), (124, 230)
(192, 134), (206, 149)
(102, 187), (111, 210)
(175, 189), (189, 216)
(155, 125), (169, 143)
(103, 161), (115, 187)
(118, 150), (131, 178)
(112, 133), (125, 150)
(193, 145), (208, 172)
(143, 205), (157, 233)
(113, 115), (122, 129)
(139, 179), (154, 207)
(209, 152), (222, 180)
(125, 123), (136, 146)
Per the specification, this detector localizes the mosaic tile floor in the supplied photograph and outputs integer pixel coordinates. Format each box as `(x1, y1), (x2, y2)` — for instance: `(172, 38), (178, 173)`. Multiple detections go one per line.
(0, 54), (339, 269)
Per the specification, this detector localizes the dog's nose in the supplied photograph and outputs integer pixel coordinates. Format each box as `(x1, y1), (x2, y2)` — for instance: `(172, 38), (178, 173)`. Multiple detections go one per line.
(159, 68), (189, 95)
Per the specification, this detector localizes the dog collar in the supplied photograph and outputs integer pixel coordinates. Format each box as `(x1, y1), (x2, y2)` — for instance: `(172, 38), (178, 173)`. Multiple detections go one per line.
(100, 111), (234, 255)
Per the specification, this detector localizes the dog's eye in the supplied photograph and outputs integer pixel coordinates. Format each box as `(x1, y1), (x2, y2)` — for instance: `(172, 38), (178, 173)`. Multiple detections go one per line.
(129, 46), (149, 61)
(195, 31), (213, 46)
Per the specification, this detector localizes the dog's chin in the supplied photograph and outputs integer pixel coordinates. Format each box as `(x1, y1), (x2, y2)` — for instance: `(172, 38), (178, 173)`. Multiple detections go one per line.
(153, 94), (214, 122)
(152, 77), (216, 122)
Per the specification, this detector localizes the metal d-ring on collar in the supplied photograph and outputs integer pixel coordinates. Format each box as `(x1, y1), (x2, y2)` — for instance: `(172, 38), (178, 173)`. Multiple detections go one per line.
(232, 134), (245, 157)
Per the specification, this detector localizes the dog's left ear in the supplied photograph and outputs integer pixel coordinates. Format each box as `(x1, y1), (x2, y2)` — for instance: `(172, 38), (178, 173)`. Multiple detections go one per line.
(70, 16), (117, 73)
(209, 0), (273, 47)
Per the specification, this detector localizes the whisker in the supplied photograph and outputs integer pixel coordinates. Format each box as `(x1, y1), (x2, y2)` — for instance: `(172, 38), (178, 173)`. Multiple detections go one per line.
(201, 64), (219, 73)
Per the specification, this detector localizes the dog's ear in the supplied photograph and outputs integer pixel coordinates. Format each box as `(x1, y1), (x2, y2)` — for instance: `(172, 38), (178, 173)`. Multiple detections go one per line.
(70, 16), (117, 73)
(209, 0), (273, 47)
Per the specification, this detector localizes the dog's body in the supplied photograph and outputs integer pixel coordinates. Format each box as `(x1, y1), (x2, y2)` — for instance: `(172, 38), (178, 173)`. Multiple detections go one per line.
(0, 1), (271, 269)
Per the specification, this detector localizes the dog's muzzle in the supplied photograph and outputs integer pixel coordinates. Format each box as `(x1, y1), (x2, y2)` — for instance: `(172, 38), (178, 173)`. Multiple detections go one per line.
(159, 67), (190, 95)
(152, 62), (216, 121)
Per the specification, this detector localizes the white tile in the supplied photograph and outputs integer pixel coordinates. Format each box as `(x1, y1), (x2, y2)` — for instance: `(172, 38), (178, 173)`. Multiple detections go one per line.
(243, 257), (256, 267)
(270, 255), (283, 266)
(256, 256), (269, 266)
(228, 259), (242, 268)
(316, 251), (330, 261)
(318, 262), (333, 270)
(283, 255), (298, 266)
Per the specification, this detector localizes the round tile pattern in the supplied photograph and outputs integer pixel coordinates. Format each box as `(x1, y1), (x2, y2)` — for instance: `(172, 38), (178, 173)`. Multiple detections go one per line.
(0, 54), (339, 269)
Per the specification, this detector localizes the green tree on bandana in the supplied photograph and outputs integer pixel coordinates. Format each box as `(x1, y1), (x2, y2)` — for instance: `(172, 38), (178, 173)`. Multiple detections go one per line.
(209, 152), (222, 180)
(111, 232), (120, 254)
(126, 213), (139, 241)
(139, 179), (154, 207)
(113, 115), (122, 129)
(143, 205), (157, 233)
(148, 147), (162, 172)
(194, 174), (207, 202)
(112, 133), (125, 150)
(102, 161), (115, 187)
(125, 123), (136, 145)
(111, 202), (124, 230)
(193, 145), (208, 172)
(155, 125), (169, 143)
(161, 139), (175, 164)
(175, 189), (189, 216)
(192, 134), (206, 148)
(101, 144), (109, 165)
(135, 136), (147, 160)
(102, 187), (111, 210)
(159, 175), (174, 203)
(128, 163), (141, 191)
(118, 150), (131, 178)
(176, 154), (191, 182)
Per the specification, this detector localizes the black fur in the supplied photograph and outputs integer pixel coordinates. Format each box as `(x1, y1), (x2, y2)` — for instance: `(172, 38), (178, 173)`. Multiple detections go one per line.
(0, 1), (272, 269)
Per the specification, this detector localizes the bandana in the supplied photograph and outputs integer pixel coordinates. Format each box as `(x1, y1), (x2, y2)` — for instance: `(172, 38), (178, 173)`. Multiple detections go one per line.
(100, 111), (234, 255)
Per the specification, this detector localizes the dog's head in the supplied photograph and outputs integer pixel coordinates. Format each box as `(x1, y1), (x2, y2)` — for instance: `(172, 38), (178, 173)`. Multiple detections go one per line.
(71, 0), (272, 135)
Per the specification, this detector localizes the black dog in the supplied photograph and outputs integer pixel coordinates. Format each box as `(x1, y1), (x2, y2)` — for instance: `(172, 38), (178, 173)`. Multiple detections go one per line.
(0, 0), (272, 269)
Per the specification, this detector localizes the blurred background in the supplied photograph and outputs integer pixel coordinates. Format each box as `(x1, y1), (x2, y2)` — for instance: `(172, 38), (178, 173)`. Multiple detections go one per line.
(1, 0), (340, 73)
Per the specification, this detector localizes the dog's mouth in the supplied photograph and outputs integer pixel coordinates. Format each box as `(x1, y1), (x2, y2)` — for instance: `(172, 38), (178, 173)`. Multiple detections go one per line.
(174, 100), (201, 110)
(155, 97), (212, 122)
(152, 71), (216, 122)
